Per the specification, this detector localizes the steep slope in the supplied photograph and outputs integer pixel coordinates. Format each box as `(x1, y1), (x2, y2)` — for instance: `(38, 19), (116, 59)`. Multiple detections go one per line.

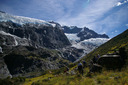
(0, 12), (72, 78)
(2, 46), (70, 77)
(62, 26), (109, 59)
(84, 29), (128, 61)
(0, 21), (71, 49)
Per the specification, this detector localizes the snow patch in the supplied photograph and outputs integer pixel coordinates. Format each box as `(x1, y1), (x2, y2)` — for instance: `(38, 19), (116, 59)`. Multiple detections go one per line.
(0, 31), (29, 46)
(126, 24), (128, 27)
(14, 37), (18, 46)
(70, 26), (76, 29)
(0, 46), (3, 53)
(51, 23), (56, 27)
(0, 31), (16, 37)
(65, 33), (80, 41)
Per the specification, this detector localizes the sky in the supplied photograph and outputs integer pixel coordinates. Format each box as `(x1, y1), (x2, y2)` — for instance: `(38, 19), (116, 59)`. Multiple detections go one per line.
(0, 0), (128, 38)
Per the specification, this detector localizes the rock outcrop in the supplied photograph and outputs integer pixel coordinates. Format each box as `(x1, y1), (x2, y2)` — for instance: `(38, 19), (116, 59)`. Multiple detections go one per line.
(0, 21), (71, 49)
(0, 57), (12, 79)
(98, 54), (123, 70)
(90, 64), (102, 72)
(60, 47), (84, 62)
(0, 13), (72, 78)
(2, 46), (70, 77)
(62, 26), (109, 41)
(77, 27), (109, 41)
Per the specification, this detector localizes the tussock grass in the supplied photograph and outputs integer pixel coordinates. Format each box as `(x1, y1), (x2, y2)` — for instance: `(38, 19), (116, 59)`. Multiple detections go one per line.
(23, 66), (128, 85)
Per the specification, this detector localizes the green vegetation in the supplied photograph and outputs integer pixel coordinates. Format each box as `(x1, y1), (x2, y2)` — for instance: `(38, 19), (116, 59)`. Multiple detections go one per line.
(22, 66), (128, 85)
(1, 30), (128, 85)
(21, 29), (128, 85)
(83, 29), (128, 62)
(0, 76), (26, 85)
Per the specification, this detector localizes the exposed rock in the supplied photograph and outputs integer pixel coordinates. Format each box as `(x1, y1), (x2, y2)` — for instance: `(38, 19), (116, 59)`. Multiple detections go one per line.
(98, 54), (123, 70)
(90, 64), (102, 72)
(0, 57), (12, 79)
(0, 21), (71, 49)
(3, 46), (70, 77)
(77, 27), (109, 41)
(60, 47), (84, 62)
(0, 31), (30, 46)
(62, 26), (109, 41)
(62, 26), (82, 33)
(0, 20), (73, 78)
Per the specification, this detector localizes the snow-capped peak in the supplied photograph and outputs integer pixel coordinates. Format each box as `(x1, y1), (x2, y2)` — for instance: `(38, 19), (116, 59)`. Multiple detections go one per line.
(0, 12), (56, 27)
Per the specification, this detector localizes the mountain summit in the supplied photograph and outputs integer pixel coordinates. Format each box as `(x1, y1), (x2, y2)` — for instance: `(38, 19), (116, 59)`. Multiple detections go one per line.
(62, 26), (109, 41)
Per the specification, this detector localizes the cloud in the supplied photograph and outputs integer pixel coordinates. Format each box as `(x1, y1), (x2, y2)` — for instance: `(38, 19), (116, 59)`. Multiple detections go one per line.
(116, 2), (123, 6)
(0, 0), (78, 20)
(116, 0), (128, 6)
(57, 0), (120, 28)
(126, 24), (128, 27)
(57, 0), (128, 38)
(0, 0), (128, 38)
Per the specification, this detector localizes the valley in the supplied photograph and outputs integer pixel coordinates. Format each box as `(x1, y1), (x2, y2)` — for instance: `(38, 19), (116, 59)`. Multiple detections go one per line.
(0, 11), (128, 85)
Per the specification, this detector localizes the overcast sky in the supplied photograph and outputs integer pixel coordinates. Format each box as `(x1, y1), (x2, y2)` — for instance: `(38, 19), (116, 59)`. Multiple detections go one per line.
(0, 0), (128, 38)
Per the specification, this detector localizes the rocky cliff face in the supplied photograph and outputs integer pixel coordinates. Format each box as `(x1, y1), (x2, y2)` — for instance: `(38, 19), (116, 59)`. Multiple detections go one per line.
(0, 57), (12, 79)
(2, 46), (70, 77)
(62, 26), (109, 41)
(0, 12), (73, 78)
(0, 21), (71, 49)
(77, 27), (109, 41)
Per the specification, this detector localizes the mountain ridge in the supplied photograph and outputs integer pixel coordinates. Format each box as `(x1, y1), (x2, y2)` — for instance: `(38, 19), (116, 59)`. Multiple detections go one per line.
(62, 26), (109, 41)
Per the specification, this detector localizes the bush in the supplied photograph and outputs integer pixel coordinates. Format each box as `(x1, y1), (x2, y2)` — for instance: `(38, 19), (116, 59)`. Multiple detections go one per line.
(0, 76), (26, 85)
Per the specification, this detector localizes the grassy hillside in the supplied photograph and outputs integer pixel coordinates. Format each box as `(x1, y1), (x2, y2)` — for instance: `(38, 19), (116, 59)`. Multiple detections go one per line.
(1, 65), (128, 85)
(84, 29), (128, 62)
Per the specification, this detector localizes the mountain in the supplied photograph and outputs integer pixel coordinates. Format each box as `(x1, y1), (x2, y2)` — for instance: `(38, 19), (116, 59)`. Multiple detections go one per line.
(83, 29), (128, 62)
(0, 12), (77, 78)
(62, 26), (109, 41)
(0, 12), (71, 49)
(0, 11), (109, 78)
(62, 26), (109, 60)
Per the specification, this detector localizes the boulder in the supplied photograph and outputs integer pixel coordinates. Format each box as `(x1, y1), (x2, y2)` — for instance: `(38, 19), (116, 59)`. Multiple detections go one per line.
(98, 54), (123, 70)
(90, 64), (102, 72)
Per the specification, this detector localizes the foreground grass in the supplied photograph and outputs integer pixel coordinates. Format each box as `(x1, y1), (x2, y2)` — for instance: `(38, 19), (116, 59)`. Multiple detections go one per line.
(23, 74), (53, 85)
(22, 66), (128, 85)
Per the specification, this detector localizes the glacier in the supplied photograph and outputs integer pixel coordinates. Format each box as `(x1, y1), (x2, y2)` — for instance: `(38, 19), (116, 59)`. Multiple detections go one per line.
(65, 33), (80, 42)
(72, 38), (109, 49)
(0, 12), (56, 27)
